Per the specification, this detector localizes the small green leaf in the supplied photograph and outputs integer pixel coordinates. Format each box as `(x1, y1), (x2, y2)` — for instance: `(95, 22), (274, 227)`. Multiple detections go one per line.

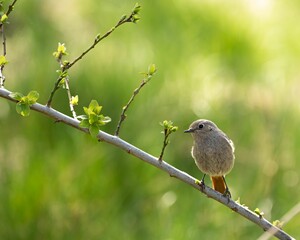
(273, 220), (283, 229)
(119, 15), (127, 23)
(148, 63), (157, 75)
(79, 119), (90, 128)
(70, 95), (79, 106)
(27, 91), (39, 104)
(131, 3), (141, 23)
(95, 33), (101, 42)
(9, 92), (24, 101)
(83, 106), (90, 116)
(0, 55), (8, 66)
(102, 116), (111, 124)
(16, 103), (30, 117)
(53, 42), (68, 59)
(89, 113), (98, 125)
(89, 124), (100, 137)
(0, 14), (8, 23)
(79, 100), (111, 137)
(132, 3), (141, 14)
(254, 208), (264, 218)
(10, 90), (39, 116)
(132, 14), (140, 23)
(89, 100), (102, 114)
(171, 126), (178, 132)
(58, 77), (66, 87)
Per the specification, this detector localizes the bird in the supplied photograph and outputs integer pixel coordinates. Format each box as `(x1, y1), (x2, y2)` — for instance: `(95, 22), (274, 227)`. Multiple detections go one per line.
(184, 119), (235, 197)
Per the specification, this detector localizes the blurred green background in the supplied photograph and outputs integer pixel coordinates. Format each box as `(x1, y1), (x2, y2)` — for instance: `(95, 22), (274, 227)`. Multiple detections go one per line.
(0, 0), (300, 239)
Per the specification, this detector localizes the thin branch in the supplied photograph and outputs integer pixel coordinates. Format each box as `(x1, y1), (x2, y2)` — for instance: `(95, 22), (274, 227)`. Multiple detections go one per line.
(115, 76), (149, 136)
(67, 13), (136, 70)
(46, 4), (140, 107)
(0, 0), (18, 28)
(0, 87), (295, 240)
(46, 74), (63, 107)
(1, 24), (6, 56)
(159, 131), (170, 161)
(159, 121), (178, 161)
(64, 77), (77, 119)
(0, 22), (5, 87)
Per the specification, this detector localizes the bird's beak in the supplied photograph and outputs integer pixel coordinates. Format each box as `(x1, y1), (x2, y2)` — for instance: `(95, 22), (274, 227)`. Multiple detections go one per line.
(184, 128), (193, 133)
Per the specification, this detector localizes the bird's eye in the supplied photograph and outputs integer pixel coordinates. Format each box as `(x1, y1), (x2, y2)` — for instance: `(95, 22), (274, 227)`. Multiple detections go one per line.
(198, 124), (204, 129)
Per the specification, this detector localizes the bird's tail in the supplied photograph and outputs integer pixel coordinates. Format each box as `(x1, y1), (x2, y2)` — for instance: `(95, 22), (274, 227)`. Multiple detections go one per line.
(211, 176), (226, 194)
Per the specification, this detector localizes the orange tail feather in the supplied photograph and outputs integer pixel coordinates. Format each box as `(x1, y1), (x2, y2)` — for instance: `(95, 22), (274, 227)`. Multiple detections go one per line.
(211, 176), (226, 194)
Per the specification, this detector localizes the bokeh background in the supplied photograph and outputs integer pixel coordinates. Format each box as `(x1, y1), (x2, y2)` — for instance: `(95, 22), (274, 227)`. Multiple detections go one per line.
(0, 0), (300, 239)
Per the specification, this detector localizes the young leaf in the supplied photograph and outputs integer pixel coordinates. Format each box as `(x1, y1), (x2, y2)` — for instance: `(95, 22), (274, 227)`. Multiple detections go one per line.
(70, 95), (79, 106)
(148, 63), (157, 75)
(89, 124), (100, 137)
(16, 103), (30, 117)
(27, 91), (39, 104)
(0, 13), (7, 23)
(79, 119), (90, 128)
(79, 100), (111, 138)
(0, 55), (8, 66)
(53, 42), (68, 59)
(9, 92), (24, 101)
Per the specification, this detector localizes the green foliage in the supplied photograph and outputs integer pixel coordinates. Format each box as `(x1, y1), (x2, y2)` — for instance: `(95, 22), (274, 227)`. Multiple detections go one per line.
(161, 120), (178, 134)
(147, 63), (157, 76)
(0, 13), (7, 23)
(70, 95), (79, 106)
(254, 208), (265, 218)
(9, 90), (39, 117)
(131, 3), (141, 23)
(0, 55), (8, 66)
(159, 120), (178, 160)
(53, 42), (68, 61)
(273, 220), (284, 229)
(78, 100), (111, 137)
(140, 63), (157, 82)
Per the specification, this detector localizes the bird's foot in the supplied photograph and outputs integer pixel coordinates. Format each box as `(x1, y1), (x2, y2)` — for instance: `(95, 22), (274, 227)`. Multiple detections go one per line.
(223, 187), (231, 203)
(196, 179), (206, 192)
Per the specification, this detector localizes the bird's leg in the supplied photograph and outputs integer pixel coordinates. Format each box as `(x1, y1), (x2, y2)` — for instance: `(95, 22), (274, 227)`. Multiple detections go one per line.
(196, 174), (206, 191)
(201, 174), (206, 184)
(222, 176), (231, 199)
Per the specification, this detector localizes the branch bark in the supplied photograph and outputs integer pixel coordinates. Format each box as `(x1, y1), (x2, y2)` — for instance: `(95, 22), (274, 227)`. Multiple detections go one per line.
(0, 87), (295, 240)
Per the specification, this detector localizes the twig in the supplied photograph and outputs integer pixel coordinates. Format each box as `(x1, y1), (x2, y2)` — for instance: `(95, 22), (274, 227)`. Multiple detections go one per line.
(46, 4), (141, 107)
(64, 77), (77, 118)
(67, 12), (137, 70)
(159, 120), (178, 161)
(159, 132), (169, 161)
(1, 24), (6, 56)
(115, 64), (156, 136)
(0, 0), (18, 28)
(46, 74), (64, 107)
(115, 74), (150, 136)
(0, 87), (295, 240)
(0, 23), (5, 87)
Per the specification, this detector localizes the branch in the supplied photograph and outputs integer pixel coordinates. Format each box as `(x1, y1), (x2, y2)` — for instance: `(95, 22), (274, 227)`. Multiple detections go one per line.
(0, 0), (18, 28)
(0, 87), (294, 240)
(67, 4), (140, 70)
(0, 21), (6, 87)
(159, 120), (178, 161)
(46, 3), (141, 107)
(115, 64), (156, 136)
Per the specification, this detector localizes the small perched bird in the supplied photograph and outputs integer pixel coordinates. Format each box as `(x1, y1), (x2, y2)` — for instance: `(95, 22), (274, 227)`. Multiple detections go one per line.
(184, 119), (235, 197)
